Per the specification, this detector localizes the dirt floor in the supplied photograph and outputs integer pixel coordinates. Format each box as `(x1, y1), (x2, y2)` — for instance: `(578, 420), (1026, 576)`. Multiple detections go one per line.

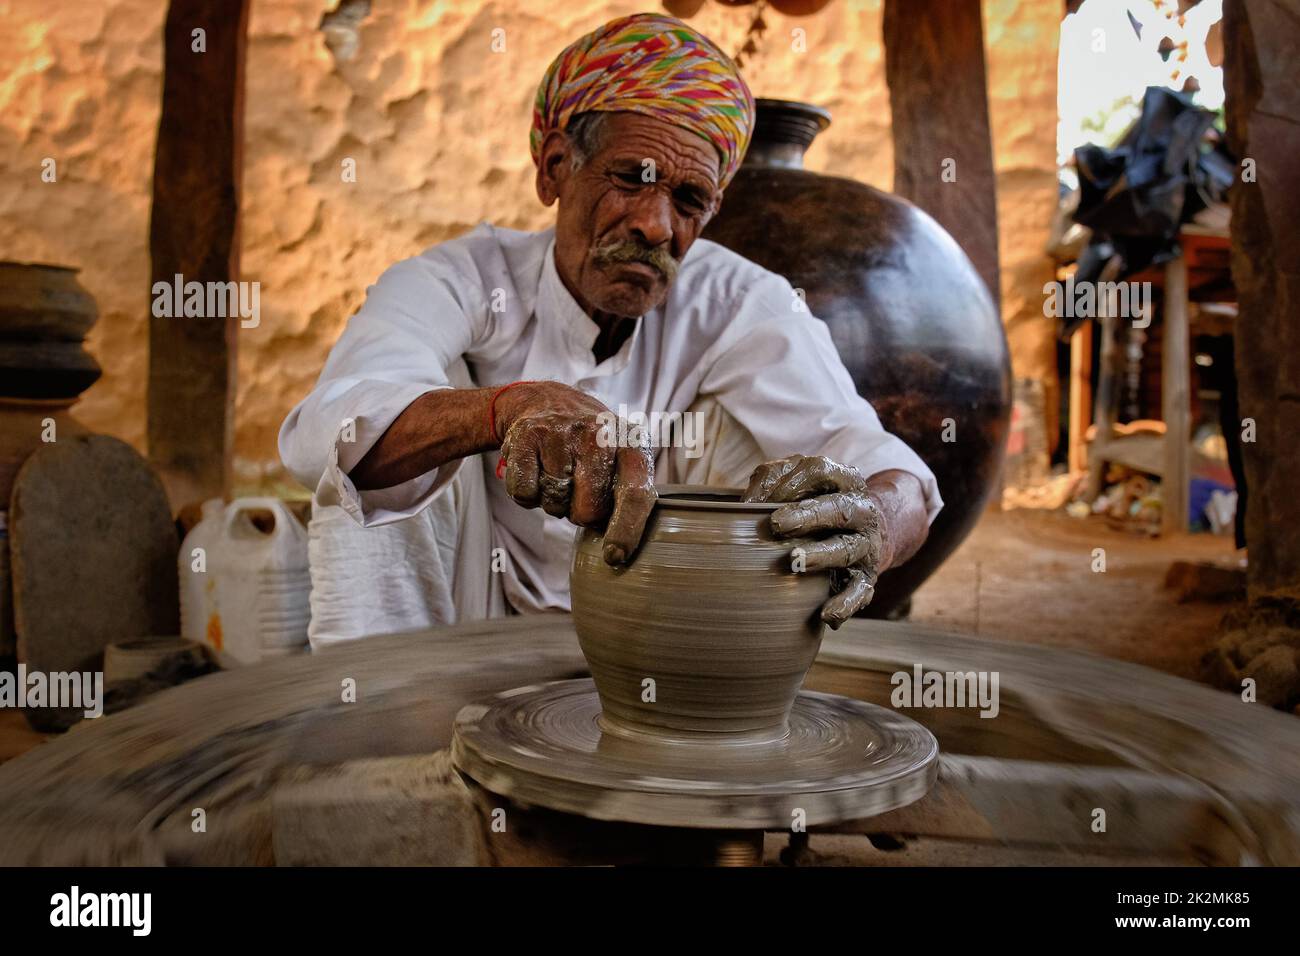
(908, 506), (1243, 682)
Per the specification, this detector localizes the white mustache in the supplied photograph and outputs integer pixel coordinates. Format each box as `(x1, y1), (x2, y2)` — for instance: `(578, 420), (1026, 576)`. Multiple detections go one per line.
(591, 240), (679, 282)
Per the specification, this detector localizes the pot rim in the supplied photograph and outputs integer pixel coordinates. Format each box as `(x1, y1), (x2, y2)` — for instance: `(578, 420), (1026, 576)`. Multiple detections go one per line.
(653, 484), (783, 512)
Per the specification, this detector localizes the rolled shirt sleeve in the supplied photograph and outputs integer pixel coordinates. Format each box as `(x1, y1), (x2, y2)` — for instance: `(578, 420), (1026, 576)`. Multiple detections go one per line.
(698, 272), (944, 524)
(278, 253), (486, 526)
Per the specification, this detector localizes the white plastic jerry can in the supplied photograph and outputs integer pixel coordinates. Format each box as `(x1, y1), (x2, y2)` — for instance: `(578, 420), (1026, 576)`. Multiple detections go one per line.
(179, 497), (311, 666)
(179, 498), (223, 655)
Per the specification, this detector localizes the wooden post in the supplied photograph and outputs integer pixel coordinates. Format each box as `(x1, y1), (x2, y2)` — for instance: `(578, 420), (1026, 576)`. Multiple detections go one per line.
(147, 0), (250, 507)
(1067, 321), (1092, 474)
(882, 0), (1001, 307)
(1161, 255), (1190, 535)
(1223, 0), (1300, 593)
(1084, 301), (1119, 501)
(1083, 256), (1124, 502)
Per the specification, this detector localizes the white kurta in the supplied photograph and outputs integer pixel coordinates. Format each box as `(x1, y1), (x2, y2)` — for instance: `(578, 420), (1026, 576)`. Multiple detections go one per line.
(279, 223), (942, 644)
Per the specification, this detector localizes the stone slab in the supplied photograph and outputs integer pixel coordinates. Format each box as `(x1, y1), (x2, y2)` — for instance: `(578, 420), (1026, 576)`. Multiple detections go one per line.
(271, 752), (485, 866)
(10, 435), (178, 730)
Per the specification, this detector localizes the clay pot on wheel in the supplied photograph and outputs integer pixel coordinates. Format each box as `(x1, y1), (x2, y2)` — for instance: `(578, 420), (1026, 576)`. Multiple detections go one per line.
(569, 485), (830, 743)
(703, 100), (1012, 618)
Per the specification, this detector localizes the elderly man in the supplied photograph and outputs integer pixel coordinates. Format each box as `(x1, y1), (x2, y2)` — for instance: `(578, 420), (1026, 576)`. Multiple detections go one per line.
(280, 14), (941, 648)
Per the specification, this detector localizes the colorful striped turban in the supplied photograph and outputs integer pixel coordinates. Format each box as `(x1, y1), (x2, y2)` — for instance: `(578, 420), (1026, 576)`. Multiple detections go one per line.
(530, 14), (755, 189)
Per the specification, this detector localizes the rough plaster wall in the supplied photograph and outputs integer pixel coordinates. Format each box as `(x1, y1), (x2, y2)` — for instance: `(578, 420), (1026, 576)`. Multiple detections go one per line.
(984, 0), (1063, 444)
(0, 0), (1058, 493)
(236, 0), (897, 487)
(0, 0), (165, 449)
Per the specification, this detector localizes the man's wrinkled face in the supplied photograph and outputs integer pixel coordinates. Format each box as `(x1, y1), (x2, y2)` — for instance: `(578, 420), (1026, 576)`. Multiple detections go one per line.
(536, 111), (723, 319)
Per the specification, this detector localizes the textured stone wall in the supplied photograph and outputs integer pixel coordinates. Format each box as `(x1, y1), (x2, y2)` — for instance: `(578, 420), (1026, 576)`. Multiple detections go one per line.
(0, 0), (165, 448)
(0, 0), (1059, 494)
(984, 0), (1062, 446)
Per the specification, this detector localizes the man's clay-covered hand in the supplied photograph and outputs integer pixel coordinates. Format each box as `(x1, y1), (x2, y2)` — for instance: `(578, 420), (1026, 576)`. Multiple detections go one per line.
(742, 455), (928, 629)
(495, 381), (656, 565)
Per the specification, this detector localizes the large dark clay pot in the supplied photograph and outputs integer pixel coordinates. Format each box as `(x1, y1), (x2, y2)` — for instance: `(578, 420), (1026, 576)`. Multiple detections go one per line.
(703, 100), (1012, 618)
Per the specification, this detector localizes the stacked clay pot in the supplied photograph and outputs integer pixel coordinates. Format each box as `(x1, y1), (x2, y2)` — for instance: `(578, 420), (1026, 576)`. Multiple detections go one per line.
(0, 263), (101, 403)
(0, 262), (98, 656)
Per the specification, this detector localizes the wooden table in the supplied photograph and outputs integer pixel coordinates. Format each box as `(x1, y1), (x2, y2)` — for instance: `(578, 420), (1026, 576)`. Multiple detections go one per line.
(1081, 226), (1234, 534)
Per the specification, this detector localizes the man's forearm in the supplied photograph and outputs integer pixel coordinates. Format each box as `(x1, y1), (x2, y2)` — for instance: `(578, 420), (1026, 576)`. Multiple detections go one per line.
(862, 469), (929, 571)
(349, 387), (500, 490)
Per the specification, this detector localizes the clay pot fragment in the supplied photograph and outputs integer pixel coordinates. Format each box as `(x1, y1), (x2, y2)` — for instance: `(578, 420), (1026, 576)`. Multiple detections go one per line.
(768, 0), (833, 15)
(662, 0), (708, 16)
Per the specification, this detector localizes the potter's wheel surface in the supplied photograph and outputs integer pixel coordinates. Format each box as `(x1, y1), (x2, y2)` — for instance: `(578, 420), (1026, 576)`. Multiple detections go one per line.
(451, 679), (939, 829)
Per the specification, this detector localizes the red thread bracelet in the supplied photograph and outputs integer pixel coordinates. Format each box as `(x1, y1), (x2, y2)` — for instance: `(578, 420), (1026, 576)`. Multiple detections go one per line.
(489, 381), (536, 478)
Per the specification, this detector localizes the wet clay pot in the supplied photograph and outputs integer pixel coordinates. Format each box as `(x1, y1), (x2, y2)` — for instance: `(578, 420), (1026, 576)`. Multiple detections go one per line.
(570, 486), (831, 743)
(703, 100), (1012, 618)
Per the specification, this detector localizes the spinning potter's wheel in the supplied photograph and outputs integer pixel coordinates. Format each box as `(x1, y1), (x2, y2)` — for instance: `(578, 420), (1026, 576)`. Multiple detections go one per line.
(451, 679), (939, 829)
(453, 488), (941, 833)
(2, 617), (1296, 866)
